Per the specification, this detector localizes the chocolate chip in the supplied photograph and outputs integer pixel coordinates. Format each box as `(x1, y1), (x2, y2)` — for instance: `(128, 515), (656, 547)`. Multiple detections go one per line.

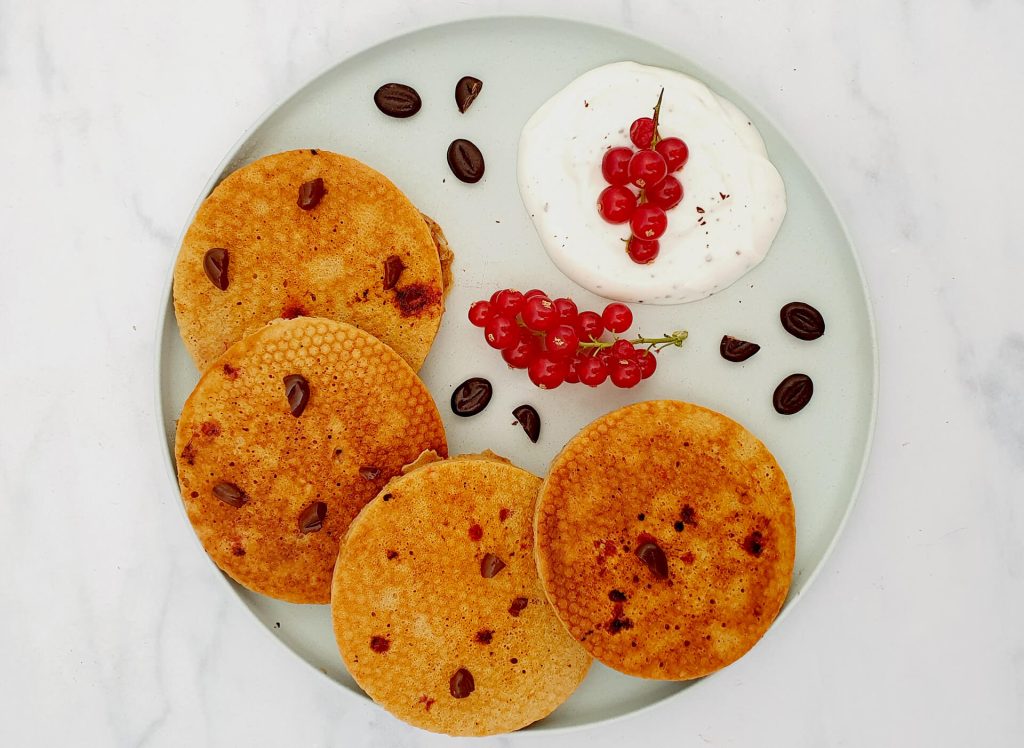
(297, 178), (325, 210)
(480, 553), (506, 578)
(780, 302), (825, 340)
(374, 83), (422, 118)
(383, 255), (406, 290)
(451, 377), (492, 417)
(283, 374), (309, 417)
(635, 541), (669, 580)
(743, 530), (766, 557)
(369, 635), (390, 653)
(773, 373), (814, 415)
(508, 597), (529, 617)
(298, 501), (327, 533)
(512, 405), (540, 443)
(720, 335), (761, 362)
(474, 629), (493, 644)
(213, 482), (246, 508)
(203, 248), (229, 290)
(359, 466), (381, 480)
(449, 667), (475, 699)
(455, 76), (483, 113)
(447, 139), (485, 183)
(608, 589), (627, 602)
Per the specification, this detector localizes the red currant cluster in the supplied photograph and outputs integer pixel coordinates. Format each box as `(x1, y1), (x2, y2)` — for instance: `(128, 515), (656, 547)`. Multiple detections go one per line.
(597, 89), (689, 264)
(468, 289), (688, 390)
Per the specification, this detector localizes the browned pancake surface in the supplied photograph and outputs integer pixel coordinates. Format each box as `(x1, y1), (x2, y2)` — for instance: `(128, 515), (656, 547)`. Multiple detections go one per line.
(175, 317), (447, 603)
(332, 454), (591, 736)
(535, 401), (795, 680)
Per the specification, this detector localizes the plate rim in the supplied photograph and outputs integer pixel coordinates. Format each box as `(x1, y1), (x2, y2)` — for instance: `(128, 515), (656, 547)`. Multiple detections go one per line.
(151, 12), (880, 734)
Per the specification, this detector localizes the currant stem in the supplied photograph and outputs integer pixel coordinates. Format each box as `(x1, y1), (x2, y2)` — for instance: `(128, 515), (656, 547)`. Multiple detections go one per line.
(579, 329), (688, 352)
(651, 87), (665, 148)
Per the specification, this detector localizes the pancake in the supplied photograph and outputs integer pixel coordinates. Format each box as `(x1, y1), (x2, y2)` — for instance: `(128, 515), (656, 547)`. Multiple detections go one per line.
(534, 401), (795, 680)
(174, 317), (447, 604)
(332, 453), (591, 736)
(173, 149), (449, 372)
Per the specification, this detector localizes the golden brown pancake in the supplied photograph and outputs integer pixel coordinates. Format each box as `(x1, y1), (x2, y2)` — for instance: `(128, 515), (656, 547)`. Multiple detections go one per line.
(175, 317), (447, 604)
(534, 401), (795, 680)
(173, 149), (448, 372)
(332, 453), (591, 736)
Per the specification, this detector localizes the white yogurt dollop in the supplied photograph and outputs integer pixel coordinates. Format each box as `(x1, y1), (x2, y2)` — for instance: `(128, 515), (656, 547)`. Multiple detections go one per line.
(518, 62), (787, 304)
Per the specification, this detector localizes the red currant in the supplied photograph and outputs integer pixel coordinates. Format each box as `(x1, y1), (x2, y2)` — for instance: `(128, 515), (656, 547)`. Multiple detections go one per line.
(565, 355), (583, 384)
(552, 297), (578, 324)
(610, 359), (643, 388)
(528, 356), (568, 389)
(521, 295), (559, 331)
(489, 289), (501, 304)
(627, 150), (667, 189)
(575, 311), (604, 342)
(602, 303), (633, 334)
(468, 300), (492, 327)
(655, 137), (689, 172)
(626, 237), (660, 264)
(647, 176), (683, 210)
(523, 288), (548, 301)
(493, 289), (525, 316)
(630, 204), (668, 240)
(636, 349), (657, 378)
(577, 356), (608, 386)
(601, 147), (634, 186)
(502, 336), (539, 369)
(545, 324), (580, 359)
(484, 315), (521, 349)
(597, 185), (637, 224)
(611, 338), (636, 358)
(629, 117), (655, 149)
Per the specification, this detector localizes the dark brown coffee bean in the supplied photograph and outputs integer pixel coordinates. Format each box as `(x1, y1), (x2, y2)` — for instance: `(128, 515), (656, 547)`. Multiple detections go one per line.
(480, 553), (506, 578)
(512, 405), (540, 443)
(773, 373), (814, 414)
(455, 76), (483, 113)
(635, 541), (669, 580)
(720, 335), (761, 362)
(374, 83), (421, 118)
(213, 482), (247, 508)
(449, 667), (475, 699)
(447, 139), (485, 183)
(508, 597), (529, 617)
(297, 178), (325, 210)
(203, 248), (229, 290)
(298, 501), (327, 533)
(451, 377), (492, 416)
(359, 466), (381, 480)
(383, 255), (405, 290)
(780, 302), (825, 340)
(283, 374), (309, 417)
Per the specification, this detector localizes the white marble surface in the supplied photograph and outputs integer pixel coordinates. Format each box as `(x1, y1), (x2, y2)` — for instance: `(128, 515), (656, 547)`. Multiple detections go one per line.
(1, 0), (1022, 745)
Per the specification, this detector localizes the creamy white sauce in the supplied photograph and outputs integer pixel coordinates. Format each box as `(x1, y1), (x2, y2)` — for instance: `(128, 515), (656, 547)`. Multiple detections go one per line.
(518, 62), (787, 304)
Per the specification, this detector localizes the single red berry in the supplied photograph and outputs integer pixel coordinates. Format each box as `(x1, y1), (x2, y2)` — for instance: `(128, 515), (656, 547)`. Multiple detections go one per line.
(630, 204), (668, 240)
(521, 295), (559, 331)
(597, 185), (637, 224)
(489, 289), (502, 304)
(629, 117), (655, 149)
(636, 349), (657, 378)
(627, 237), (660, 264)
(655, 137), (689, 172)
(484, 315), (521, 349)
(575, 311), (605, 342)
(552, 297), (578, 324)
(545, 324), (580, 359)
(647, 176), (683, 210)
(502, 336), (539, 369)
(468, 300), (492, 327)
(601, 147), (634, 185)
(528, 356), (568, 389)
(596, 347), (615, 367)
(523, 289), (548, 301)
(610, 359), (643, 388)
(493, 289), (524, 317)
(577, 356), (608, 387)
(611, 339), (636, 358)
(565, 355), (583, 384)
(627, 150), (667, 189)
(602, 303), (633, 334)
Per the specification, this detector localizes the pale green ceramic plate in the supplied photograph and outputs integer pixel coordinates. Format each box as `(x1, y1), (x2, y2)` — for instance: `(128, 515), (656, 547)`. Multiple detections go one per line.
(156, 16), (877, 731)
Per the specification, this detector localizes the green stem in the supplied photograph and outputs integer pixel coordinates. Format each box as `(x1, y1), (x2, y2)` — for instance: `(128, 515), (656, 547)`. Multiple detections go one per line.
(650, 87), (665, 148)
(579, 329), (688, 353)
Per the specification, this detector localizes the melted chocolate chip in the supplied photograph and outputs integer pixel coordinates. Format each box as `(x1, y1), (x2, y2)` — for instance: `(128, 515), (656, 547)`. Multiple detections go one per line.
(374, 83), (422, 118)
(743, 530), (766, 557)
(203, 248), (229, 290)
(447, 139), (485, 183)
(773, 373), (814, 415)
(383, 255), (406, 290)
(455, 76), (483, 113)
(480, 553), (506, 578)
(298, 501), (327, 533)
(283, 374), (309, 417)
(780, 302), (825, 340)
(508, 597), (529, 617)
(212, 482), (246, 508)
(474, 629), (493, 644)
(468, 524), (483, 541)
(369, 635), (390, 653)
(608, 589), (628, 602)
(449, 668), (475, 699)
(720, 335), (761, 362)
(512, 404), (540, 443)
(451, 377), (492, 417)
(297, 178), (325, 210)
(359, 466), (381, 480)
(635, 541), (669, 580)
